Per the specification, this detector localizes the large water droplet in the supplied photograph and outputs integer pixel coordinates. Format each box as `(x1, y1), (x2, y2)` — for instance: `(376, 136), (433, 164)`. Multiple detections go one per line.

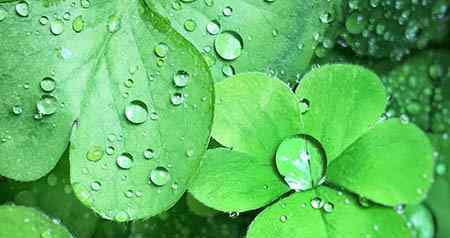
(40, 77), (56, 92)
(275, 135), (326, 191)
(214, 31), (243, 61)
(86, 146), (104, 162)
(150, 167), (171, 186)
(50, 19), (65, 35)
(125, 100), (148, 124)
(36, 95), (59, 115)
(116, 153), (133, 169)
(173, 70), (189, 87)
(15, 2), (29, 17)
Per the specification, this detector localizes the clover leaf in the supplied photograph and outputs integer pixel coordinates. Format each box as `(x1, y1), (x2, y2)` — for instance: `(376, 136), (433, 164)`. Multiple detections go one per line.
(147, 0), (336, 83)
(0, 0), (213, 221)
(0, 205), (73, 238)
(189, 64), (434, 237)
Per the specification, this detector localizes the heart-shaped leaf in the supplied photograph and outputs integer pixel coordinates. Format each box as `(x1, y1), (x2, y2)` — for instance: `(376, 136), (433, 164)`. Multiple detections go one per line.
(148, 0), (336, 83)
(295, 64), (387, 163)
(0, 205), (73, 238)
(327, 119), (434, 206)
(0, 0), (213, 220)
(247, 186), (411, 238)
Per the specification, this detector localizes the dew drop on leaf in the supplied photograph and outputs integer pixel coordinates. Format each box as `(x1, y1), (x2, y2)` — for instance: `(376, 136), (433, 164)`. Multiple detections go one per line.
(80, 0), (90, 8)
(279, 215), (288, 223)
(275, 135), (327, 191)
(222, 64), (235, 77)
(50, 19), (65, 35)
(150, 166), (171, 186)
(86, 146), (104, 162)
(170, 92), (185, 106)
(40, 77), (56, 92)
(184, 19), (197, 32)
(36, 95), (59, 115)
(116, 153), (133, 170)
(173, 70), (189, 87)
(90, 181), (102, 191)
(214, 31), (243, 61)
(435, 161), (447, 176)
(323, 202), (334, 213)
(310, 197), (323, 209)
(154, 42), (169, 58)
(125, 100), (148, 124)
(72, 15), (85, 33)
(12, 105), (23, 115)
(143, 148), (155, 160)
(39, 16), (49, 25)
(15, 2), (30, 17)
(107, 15), (121, 33)
(222, 6), (233, 17)
(206, 20), (221, 35)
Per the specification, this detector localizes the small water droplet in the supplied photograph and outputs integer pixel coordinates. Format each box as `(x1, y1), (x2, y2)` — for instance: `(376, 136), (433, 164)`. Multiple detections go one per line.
(12, 105), (23, 115)
(184, 19), (197, 32)
(311, 197), (323, 209)
(150, 167), (171, 186)
(223, 6), (233, 16)
(143, 148), (155, 159)
(214, 31), (243, 61)
(125, 100), (148, 124)
(155, 42), (169, 58)
(107, 15), (121, 33)
(222, 64), (235, 77)
(50, 19), (65, 35)
(86, 146), (104, 162)
(206, 20), (221, 35)
(15, 2), (29, 17)
(323, 202), (334, 213)
(173, 70), (189, 87)
(279, 215), (288, 223)
(171, 93), (185, 106)
(436, 162), (447, 175)
(36, 95), (59, 115)
(39, 16), (49, 25)
(90, 181), (101, 191)
(40, 77), (56, 92)
(72, 15), (85, 33)
(116, 153), (133, 169)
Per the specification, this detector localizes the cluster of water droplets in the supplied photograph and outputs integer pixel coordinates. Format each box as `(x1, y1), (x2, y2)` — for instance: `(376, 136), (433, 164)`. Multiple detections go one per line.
(335, 0), (449, 61)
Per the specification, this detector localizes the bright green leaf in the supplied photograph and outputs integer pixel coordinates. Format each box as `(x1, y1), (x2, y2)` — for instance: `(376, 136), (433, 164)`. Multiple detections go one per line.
(148, 0), (336, 82)
(295, 64), (387, 163)
(213, 72), (301, 159)
(0, 205), (73, 238)
(190, 148), (289, 212)
(0, 0), (213, 220)
(247, 186), (411, 238)
(328, 119), (434, 206)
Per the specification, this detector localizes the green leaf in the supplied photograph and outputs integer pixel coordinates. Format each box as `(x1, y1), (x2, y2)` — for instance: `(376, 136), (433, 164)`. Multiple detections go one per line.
(426, 134), (450, 238)
(0, 0), (213, 219)
(404, 204), (435, 238)
(0, 205), (73, 238)
(186, 193), (218, 217)
(247, 186), (411, 238)
(148, 0), (336, 83)
(328, 119), (434, 206)
(189, 148), (289, 212)
(0, 151), (99, 238)
(295, 64), (387, 163)
(213, 72), (301, 159)
(130, 195), (242, 238)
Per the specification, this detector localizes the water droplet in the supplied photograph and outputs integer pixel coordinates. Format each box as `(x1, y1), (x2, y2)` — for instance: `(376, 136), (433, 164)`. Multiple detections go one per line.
(358, 196), (371, 207)
(40, 77), (56, 92)
(39, 16), (49, 25)
(276, 135), (326, 191)
(171, 92), (185, 106)
(150, 167), (171, 186)
(186, 148), (194, 157)
(106, 146), (115, 155)
(173, 70), (189, 87)
(116, 153), (133, 169)
(323, 202), (334, 213)
(12, 105), (23, 115)
(86, 146), (104, 162)
(222, 64), (235, 77)
(15, 2), (29, 17)
(214, 31), (243, 60)
(107, 15), (121, 33)
(206, 20), (221, 35)
(155, 42), (169, 58)
(36, 95), (59, 115)
(0, 8), (7, 21)
(279, 215), (288, 223)
(311, 197), (323, 209)
(184, 19), (197, 32)
(80, 0), (90, 8)
(114, 211), (129, 222)
(435, 161), (447, 175)
(90, 181), (101, 191)
(223, 6), (233, 16)
(319, 12), (334, 23)
(299, 98), (310, 114)
(228, 211), (239, 218)
(124, 78), (134, 88)
(143, 148), (155, 159)
(72, 15), (85, 33)
(50, 19), (65, 35)
(125, 100), (148, 124)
